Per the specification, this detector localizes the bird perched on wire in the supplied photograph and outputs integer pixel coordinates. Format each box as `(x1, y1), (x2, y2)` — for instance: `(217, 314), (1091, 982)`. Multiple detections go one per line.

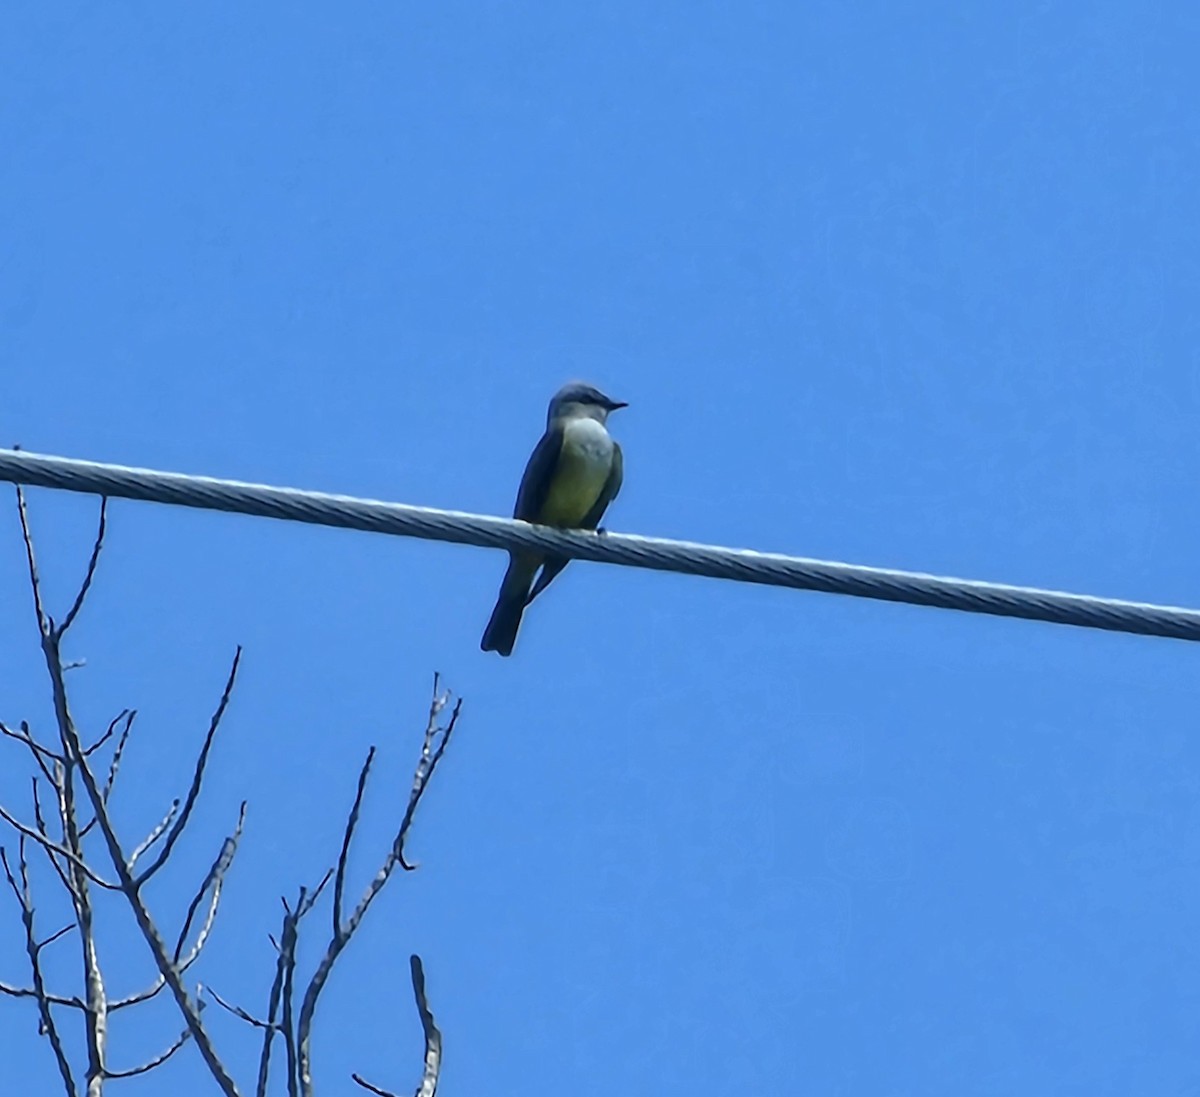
(481, 382), (627, 656)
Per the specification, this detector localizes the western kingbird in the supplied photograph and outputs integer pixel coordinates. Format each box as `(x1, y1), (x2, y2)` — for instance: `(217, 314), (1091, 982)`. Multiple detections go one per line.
(481, 382), (627, 656)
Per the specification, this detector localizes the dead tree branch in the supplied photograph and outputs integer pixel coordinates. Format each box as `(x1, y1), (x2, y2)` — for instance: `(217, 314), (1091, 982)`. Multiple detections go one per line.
(210, 679), (460, 1097)
(0, 842), (79, 1096)
(135, 650), (241, 885)
(6, 486), (460, 1097)
(4, 488), (243, 1096)
(103, 1026), (191, 1079)
(294, 679), (460, 1096)
(59, 498), (106, 636)
(351, 954), (442, 1097)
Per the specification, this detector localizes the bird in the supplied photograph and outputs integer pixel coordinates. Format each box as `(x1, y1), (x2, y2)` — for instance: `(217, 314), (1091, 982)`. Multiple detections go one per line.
(481, 382), (627, 656)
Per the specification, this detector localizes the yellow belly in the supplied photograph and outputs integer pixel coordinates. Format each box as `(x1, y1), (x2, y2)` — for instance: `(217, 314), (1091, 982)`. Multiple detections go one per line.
(540, 422), (614, 527)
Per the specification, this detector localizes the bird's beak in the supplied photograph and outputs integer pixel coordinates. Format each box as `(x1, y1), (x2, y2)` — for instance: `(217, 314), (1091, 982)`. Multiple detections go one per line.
(606, 399), (629, 411)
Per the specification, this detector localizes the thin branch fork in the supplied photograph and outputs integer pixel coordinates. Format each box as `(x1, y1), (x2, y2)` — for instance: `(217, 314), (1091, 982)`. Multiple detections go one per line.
(1, 842), (79, 1095)
(13, 490), (243, 1096)
(135, 648), (242, 885)
(8, 489), (458, 1097)
(173, 803), (248, 967)
(83, 709), (133, 759)
(208, 678), (460, 1097)
(294, 679), (460, 1097)
(0, 801), (119, 891)
(30, 777), (75, 896)
(44, 639), (245, 1097)
(1, 720), (63, 769)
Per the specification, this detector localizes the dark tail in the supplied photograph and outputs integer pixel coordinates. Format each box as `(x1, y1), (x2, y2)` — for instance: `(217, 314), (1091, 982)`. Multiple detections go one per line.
(480, 556), (537, 656)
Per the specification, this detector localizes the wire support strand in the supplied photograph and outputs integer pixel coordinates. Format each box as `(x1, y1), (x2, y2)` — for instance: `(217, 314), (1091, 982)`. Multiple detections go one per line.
(2, 448), (1198, 642)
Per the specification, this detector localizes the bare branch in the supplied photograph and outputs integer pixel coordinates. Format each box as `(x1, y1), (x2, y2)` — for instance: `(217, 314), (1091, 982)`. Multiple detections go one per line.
(31, 778), (74, 895)
(1, 720), (63, 771)
(351, 1076), (398, 1097)
(279, 901), (302, 1097)
(1, 844), (79, 1096)
(0, 803), (119, 890)
(58, 498), (107, 636)
(351, 957), (441, 1097)
(79, 711), (135, 840)
(37, 627), (241, 1097)
(0, 979), (84, 1008)
(14, 499), (121, 1096)
(107, 804), (239, 1016)
(173, 803), (247, 966)
(135, 647), (242, 884)
(396, 675), (461, 872)
(359, 683), (461, 932)
(108, 975), (166, 1012)
(15, 485), (50, 635)
(409, 954), (442, 1097)
(104, 1026), (191, 1079)
(208, 986), (276, 1031)
(37, 923), (76, 950)
(295, 680), (461, 1096)
(83, 709), (131, 758)
(101, 711), (136, 803)
(301, 872), (333, 915)
(13, 489), (243, 1095)
(128, 800), (180, 870)
(243, 876), (329, 1097)
(333, 748), (376, 934)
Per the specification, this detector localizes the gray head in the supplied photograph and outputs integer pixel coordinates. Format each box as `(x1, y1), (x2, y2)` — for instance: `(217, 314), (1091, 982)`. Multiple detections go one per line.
(546, 382), (628, 426)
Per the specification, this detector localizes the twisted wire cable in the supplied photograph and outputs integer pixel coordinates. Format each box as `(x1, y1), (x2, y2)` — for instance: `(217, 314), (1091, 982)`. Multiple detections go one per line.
(2, 449), (1197, 642)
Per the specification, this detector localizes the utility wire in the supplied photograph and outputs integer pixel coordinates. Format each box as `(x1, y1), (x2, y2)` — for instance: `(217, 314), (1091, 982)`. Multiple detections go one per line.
(2, 448), (1197, 642)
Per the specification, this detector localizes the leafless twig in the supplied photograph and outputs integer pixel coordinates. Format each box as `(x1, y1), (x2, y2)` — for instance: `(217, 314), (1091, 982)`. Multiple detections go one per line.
(38, 923), (76, 950)
(208, 986), (276, 1031)
(135, 648), (242, 884)
(0, 802), (118, 890)
(103, 1026), (190, 1079)
(78, 711), (137, 840)
(128, 800), (181, 870)
(16, 485), (49, 634)
(173, 803), (247, 967)
(273, 883), (330, 1097)
(100, 711), (136, 797)
(2, 720), (63, 771)
(7, 489), (244, 1095)
(6, 491), (459, 1097)
(30, 778), (74, 895)
(333, 747), (375, 935)
(59, 498), (107, 636)
(1, 843), (78, 1095)
(351, 954), (442, 1097)
(295, 678), (460, 1097)
(408, 955), (442, 1097)
(103, 803), (239, 1017)
(351, 1075), (397, 1097)
(0, 977), (83, 1009)
(43, 639), (244, 1097)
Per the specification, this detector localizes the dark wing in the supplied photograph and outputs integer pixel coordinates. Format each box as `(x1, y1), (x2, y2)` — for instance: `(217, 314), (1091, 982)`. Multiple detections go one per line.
(525, 442), (623, 606)
(512, 425), (565, 521)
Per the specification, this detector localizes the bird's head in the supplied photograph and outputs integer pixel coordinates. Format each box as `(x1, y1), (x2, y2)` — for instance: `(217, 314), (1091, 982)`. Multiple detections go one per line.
(547, 382), (628, 426)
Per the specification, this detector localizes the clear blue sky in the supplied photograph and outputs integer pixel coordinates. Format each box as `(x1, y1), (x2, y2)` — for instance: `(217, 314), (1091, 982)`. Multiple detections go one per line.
(3, 3), (1200, 1094)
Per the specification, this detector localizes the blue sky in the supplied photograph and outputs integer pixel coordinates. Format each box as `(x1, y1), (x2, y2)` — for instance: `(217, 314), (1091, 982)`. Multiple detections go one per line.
(3, 2), (1200, 1094)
